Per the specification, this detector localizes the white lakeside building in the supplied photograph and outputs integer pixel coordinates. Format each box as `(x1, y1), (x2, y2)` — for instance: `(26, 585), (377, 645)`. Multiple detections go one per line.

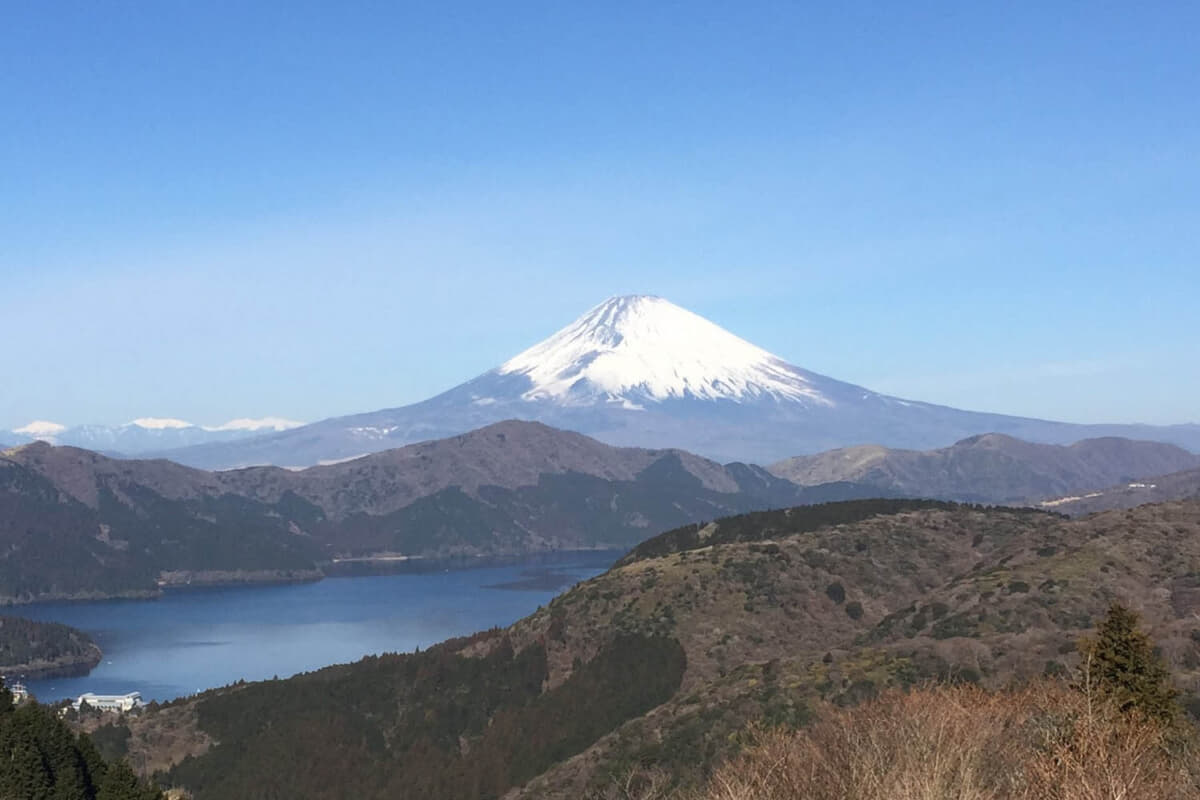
(73, 692), (144, 712)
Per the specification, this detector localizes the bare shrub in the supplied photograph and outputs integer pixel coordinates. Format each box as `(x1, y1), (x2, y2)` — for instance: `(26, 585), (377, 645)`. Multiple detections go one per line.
(588, 765), (676, 800)
(688, 682), (1198, 800)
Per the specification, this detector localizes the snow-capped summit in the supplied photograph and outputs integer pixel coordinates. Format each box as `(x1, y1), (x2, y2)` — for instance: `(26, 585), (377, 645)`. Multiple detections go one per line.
(498, 295), (832, 407)
(13, 420), (67, 440)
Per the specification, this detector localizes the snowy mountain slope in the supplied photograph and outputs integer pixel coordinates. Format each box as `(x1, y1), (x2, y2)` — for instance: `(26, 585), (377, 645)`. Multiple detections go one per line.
(497, 295), (831, 406)
(13, 420), (68, 439)
(153, 295), (1200, 469)
(4, 416), (304, 455)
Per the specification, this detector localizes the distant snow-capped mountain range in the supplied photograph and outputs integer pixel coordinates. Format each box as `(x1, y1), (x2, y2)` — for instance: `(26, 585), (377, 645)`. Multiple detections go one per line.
(129, 294), (1199, 470)
(4, 417), (303, 454)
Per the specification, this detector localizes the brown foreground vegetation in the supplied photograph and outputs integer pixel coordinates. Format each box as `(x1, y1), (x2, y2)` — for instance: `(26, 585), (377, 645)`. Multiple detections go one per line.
(678, 682), (1198, 800)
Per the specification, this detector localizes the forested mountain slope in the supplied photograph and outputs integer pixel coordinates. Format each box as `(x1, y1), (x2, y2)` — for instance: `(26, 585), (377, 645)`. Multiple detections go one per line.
(0, 455), (322, 604)
(110, 498), (1200, 799)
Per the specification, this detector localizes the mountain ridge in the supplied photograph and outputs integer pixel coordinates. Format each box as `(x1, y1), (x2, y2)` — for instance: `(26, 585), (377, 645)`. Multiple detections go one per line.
(0, 421), (875, 603)
(6, 421), (1196, 602)
(768, 433), (1200, 505)
(6, 421), (772, 519)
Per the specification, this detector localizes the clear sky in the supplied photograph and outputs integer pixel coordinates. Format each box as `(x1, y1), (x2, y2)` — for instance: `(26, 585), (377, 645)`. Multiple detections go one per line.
(2, 1), (1197, 430)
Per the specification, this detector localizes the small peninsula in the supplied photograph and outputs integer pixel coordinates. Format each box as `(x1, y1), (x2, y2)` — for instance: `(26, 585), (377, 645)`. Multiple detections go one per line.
(0, 615), (102, 680)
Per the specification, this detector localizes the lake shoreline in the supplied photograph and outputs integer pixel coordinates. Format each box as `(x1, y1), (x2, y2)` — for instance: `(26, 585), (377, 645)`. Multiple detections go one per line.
(1, 549), (625, 606)
(0, 589), (162, 608)
(157, 568), (325, 590)
(17, 551), (618, 703)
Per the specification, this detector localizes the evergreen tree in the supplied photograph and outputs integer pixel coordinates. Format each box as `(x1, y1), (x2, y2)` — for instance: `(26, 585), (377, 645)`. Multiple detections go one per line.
(0, 681), (162, 800)
(96, 761), (161, 800)
(1078, 602), (1178, 723)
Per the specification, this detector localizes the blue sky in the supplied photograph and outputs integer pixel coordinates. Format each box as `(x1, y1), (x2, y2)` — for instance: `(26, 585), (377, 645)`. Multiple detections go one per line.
(2, 1), (1197, 429)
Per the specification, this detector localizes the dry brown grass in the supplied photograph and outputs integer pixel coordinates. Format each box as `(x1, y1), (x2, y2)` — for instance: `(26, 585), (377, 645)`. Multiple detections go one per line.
(683, 682), (1199, 800)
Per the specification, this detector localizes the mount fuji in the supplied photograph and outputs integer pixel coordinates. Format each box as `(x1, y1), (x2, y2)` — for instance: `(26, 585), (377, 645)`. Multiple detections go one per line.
(157, 295), (1200, 469)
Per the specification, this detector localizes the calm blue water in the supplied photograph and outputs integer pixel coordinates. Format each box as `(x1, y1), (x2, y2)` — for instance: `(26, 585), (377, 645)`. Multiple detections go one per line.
(14, 551), (616, 703)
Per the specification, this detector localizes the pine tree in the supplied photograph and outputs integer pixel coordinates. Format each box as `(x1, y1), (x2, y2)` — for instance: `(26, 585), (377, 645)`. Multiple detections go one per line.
(0, 683), (162, 800)
(96, 761), (161, 800)
(1078, 602), (1178, 723)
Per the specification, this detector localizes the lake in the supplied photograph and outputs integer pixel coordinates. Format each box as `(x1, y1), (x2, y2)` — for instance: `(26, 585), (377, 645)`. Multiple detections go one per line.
(14, 551), (617, 703)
